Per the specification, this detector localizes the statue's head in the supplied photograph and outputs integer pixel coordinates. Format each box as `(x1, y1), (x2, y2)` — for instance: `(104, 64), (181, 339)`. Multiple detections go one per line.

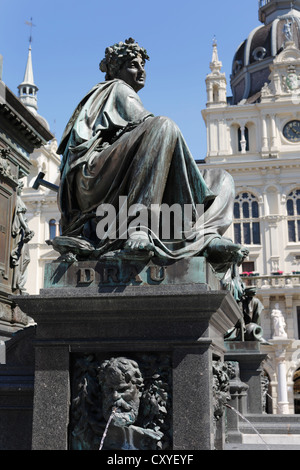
(99, 38), (149, 92)
(17, 180), (24, 194)
(99, 357), (144, 427)
(245, 286), (256, 298)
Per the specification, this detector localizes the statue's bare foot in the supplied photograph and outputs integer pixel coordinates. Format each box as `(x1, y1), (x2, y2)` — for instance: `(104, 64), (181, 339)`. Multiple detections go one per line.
(205, 238), (249, 266)
(124, 231), (154, 253)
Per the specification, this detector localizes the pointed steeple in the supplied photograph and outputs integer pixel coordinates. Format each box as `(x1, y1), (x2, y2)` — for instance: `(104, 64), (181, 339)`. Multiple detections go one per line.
(18, 44), (39, 115)
(206, 38), (227, 108)
(24, 45), (35, 85)
(210, 37), (223, 74)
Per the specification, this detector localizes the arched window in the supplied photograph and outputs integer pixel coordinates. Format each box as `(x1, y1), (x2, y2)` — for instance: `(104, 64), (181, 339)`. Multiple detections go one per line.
(49, 219), (56, 240)
(287, 190), (300, 242)
(234, 192), (261, 245)
(213, 84), (219, 103)
(238, 126), (249, 152)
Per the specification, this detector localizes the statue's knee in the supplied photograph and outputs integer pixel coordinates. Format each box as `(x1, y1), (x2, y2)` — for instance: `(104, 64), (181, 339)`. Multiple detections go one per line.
(156, 116), (180, 136)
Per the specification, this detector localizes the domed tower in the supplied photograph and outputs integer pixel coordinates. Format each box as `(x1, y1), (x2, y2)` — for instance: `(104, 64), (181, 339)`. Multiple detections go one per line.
(231, 0), (300, 104)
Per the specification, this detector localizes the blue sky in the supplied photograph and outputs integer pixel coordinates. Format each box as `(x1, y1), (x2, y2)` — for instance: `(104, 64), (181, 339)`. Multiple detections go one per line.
(1, 0), (260, 160)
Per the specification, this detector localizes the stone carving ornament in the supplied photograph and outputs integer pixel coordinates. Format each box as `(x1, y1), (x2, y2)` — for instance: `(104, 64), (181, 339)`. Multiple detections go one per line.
(271, 304), (288, 338)
(212, 361), (231, 426)
(69, 354), (172, 450)
(0, 148), (17, 183)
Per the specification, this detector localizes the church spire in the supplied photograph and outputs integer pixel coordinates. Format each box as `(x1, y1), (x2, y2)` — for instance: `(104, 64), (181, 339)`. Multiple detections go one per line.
(205, 38), (227, 108)
(210, 37), (222, 74)
(18, 19), (38, 115)
(23, 44), (35, 86)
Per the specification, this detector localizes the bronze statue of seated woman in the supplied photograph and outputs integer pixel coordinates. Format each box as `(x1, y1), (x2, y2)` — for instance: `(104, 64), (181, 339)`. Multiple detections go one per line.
(52, 38), (248, 273)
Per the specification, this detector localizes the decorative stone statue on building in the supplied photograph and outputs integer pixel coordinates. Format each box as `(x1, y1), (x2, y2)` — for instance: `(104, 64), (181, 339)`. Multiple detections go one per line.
(283, 19), (293, 43)
(51, 38), (248, 274)
(271, 304), (288, 338)
(10, 181), (35, 294)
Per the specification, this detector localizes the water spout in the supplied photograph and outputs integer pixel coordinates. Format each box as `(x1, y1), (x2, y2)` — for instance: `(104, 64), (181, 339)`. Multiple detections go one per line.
(225, 404), (271, 450)
(99, 407), (117, 450)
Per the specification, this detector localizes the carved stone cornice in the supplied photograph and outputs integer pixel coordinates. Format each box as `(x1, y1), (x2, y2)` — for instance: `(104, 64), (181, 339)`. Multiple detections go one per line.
(0, 81), (53, 150)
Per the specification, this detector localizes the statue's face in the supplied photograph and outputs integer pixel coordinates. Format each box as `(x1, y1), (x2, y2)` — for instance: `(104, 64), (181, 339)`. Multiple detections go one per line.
(116, 54), (146, 92)
(102, 365), (140, 427)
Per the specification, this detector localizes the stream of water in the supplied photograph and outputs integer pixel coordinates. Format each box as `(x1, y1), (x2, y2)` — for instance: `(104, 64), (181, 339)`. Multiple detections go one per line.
(99, 407), (117, 450)
(225, 404), (271, 450)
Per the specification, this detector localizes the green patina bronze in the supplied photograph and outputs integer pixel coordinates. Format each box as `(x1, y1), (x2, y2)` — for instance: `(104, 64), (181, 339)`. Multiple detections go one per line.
(44, 256), (220, 290)
(49, 38), (248, 274)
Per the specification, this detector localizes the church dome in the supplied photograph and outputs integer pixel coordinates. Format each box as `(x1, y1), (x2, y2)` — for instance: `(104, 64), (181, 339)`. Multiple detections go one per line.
(231, 2), (300, 104)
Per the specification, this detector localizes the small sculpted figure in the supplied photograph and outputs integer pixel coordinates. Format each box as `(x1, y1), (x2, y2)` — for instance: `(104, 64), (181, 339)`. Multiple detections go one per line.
(271, 304), (288, 338)
(11, 181), (35, 293)
(54, 38), (248, 273)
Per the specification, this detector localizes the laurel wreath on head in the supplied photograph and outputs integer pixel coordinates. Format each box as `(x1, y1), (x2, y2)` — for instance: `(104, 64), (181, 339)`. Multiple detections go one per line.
(99, 37), (150, 80)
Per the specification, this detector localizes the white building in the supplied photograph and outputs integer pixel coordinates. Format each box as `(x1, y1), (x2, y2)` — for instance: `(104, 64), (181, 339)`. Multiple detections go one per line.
(202, 0), (300, 414)
(18, 44), (61, 295)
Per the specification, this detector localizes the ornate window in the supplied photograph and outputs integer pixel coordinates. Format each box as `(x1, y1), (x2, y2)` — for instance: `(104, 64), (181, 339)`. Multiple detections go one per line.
(234, 192), (261, 245)
(287, 190), (300, 242)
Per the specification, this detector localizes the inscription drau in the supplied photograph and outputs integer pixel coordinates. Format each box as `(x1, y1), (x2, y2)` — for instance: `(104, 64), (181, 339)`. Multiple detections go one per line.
(44, 257), (210, 290)
(77, 263), (153, 286)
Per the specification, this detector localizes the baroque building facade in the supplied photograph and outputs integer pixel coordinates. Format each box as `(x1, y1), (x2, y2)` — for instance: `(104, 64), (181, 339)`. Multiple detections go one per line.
(202, 0), (300, 414)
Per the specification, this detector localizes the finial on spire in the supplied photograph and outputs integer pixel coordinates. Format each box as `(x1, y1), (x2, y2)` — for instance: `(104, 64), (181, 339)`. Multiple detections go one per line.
(25, 17), (36, 45)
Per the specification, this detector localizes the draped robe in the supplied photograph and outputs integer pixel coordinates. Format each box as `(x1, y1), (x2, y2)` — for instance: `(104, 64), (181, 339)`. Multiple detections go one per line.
(57, 79), (235, 260)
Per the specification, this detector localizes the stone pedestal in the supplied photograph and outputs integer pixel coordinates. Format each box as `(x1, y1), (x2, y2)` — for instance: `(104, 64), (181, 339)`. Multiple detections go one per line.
(225, 342), (267, 415)
(15, 257), (242, 451)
